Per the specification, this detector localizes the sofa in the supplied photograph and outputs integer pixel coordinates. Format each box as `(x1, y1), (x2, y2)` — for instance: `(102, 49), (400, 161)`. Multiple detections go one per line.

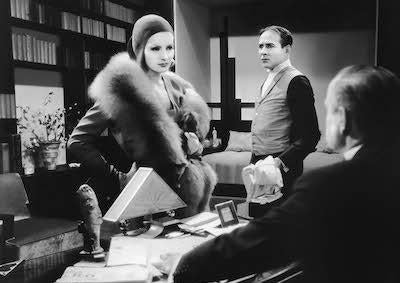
(203, 131), (342, 196)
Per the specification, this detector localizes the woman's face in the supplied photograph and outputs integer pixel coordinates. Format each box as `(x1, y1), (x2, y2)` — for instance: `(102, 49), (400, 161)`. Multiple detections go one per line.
(144, 31), (174, 73)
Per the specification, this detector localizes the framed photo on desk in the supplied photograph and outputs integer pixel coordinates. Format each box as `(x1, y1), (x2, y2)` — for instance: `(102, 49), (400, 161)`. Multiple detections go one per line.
(215, 200), (239, 227)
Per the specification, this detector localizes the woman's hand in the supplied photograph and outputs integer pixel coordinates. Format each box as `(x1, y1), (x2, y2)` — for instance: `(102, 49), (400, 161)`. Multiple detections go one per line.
(184, 132), (203, 156)
(118, 162), (137, 190)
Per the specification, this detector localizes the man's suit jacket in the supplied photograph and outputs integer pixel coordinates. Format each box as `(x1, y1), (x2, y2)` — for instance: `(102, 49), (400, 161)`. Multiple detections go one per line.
(173, 139), (400, 283)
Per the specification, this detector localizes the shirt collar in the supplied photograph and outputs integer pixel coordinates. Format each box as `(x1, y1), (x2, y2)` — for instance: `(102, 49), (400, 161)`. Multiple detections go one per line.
(343, 144), (363, 160)
(269, 59), (291, 76)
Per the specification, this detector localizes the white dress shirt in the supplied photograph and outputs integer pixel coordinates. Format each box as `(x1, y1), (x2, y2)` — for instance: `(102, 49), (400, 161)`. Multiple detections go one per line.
(261, 59), (292, 97)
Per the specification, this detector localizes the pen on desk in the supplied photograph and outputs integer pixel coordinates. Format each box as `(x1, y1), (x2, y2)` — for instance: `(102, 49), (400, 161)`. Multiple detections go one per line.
(176, 233), (191, 238)
(177, 224), (208, 237)
(238, 215), (253, 221)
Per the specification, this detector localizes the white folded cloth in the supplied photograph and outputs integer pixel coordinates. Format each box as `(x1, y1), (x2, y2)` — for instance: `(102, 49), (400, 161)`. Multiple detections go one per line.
(242, 156), (283, 202)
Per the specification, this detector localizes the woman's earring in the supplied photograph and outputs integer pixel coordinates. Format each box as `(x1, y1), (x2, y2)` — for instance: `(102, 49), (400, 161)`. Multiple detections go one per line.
(169, 58), (175, 71)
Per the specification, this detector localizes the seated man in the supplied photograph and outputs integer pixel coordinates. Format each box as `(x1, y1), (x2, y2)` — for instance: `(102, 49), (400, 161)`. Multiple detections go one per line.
(167, 65), (400, 283)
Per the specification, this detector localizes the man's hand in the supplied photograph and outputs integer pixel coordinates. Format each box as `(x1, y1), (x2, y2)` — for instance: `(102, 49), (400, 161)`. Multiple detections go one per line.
(152, 253), (182, 282)
(273, 157), (283, 169)
(274, 157), (289, 172)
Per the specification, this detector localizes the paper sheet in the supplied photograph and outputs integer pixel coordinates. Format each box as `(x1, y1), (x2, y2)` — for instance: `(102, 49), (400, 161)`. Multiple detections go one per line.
(180, 211), (220, 228)
(56, 265), (150, 283)
(204, 222), (248, 237)
(107, 237), (148, 267)
(107, 235), (211, 267)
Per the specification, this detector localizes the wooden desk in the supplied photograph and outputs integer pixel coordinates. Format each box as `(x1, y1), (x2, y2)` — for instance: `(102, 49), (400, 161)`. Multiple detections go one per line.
(1, 197), (302, 283)
(2, 248), (80, 283)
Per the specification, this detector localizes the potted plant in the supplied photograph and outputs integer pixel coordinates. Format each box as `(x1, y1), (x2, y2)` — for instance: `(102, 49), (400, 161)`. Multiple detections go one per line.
(17, 91), (66, 171)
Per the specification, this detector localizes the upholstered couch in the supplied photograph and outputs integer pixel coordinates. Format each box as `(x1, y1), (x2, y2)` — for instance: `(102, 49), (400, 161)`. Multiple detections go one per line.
(203, 131), (342, 194)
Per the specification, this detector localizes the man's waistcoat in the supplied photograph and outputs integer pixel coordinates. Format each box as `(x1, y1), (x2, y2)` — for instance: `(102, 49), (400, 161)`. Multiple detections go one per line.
(251, 66), (302, 155)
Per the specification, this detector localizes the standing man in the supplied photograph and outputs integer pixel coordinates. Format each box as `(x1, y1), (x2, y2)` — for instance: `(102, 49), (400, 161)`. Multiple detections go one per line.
(252, 25), (320, 192)
(169, 65), (400, 283)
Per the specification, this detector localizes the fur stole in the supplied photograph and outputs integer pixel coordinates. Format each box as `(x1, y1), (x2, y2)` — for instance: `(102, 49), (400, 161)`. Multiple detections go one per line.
(89, 52), (186, 185)
(88, 52), (216, 216)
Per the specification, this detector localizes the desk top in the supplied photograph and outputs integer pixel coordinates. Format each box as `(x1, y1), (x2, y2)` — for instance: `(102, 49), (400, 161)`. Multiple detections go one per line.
(1, 197), (300, 283)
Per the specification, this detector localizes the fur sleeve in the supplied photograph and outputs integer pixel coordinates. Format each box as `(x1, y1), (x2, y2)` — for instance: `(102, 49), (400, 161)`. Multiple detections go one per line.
(88, 52), (187, 168)
(180, 89), (211, 140)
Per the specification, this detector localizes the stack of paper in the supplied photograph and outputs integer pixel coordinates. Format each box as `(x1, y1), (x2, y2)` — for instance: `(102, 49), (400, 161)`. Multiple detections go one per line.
(180, 211), (221, 230)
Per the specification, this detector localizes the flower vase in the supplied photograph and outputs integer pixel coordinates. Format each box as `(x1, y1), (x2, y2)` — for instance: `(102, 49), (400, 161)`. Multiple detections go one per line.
(39, 141), (61, 170)
(24, 154), (36, 175)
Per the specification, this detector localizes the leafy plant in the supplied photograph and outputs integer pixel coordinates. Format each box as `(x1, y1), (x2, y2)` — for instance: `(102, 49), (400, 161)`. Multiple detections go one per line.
(17, 91), (66, 147)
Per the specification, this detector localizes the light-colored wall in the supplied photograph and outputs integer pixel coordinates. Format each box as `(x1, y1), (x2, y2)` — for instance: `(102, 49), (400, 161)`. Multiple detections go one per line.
(210, 30), (375, 131)
(174, 0), (211, 101)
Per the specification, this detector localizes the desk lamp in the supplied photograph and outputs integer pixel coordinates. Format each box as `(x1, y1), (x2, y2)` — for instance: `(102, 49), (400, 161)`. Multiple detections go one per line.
(103, 167), (186, 238)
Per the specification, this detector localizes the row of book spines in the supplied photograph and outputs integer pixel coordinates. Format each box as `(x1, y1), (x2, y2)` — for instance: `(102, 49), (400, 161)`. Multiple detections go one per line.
(0, 134), (22, 174)
(106, 24), (126, 43)
(82, 17), (104, 38)
(10, 0), (138, 25)
(104, 0), (135, 24)
(9, 0), (32, 21)
(81, 0), (104, 14)
(0, 94), (16, 119)
(84, 51), (108, 70)
(10, 0), (59, 27)
(61, 12), (81, 33)
(12, 33), (57, 65)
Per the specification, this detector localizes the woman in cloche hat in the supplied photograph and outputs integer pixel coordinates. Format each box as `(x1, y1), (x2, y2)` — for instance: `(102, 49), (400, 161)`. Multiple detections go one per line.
(68, 14), (215, 217)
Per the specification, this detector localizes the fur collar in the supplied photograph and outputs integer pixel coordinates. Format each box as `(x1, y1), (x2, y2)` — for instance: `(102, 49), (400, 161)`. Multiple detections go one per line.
(88, 52), (187, 169)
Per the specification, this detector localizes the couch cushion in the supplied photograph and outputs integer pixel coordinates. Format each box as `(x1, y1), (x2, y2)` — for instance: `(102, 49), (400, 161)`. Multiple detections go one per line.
(225, 131), (252, 152)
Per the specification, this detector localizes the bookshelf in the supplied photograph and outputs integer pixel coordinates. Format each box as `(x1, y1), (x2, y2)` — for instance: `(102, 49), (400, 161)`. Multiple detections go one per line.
(0, 0), (145, 174)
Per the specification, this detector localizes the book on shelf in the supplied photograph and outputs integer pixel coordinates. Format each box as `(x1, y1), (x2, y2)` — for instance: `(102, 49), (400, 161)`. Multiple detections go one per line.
(0, 142), (10, 173)
(4, 217), (83, 260)
(12, 32), (57, 65)
(0, 134), (21, 174)
(10, 0), (55, 25)
(104, 0), (136, 24)
(9, 134), (22, 174)
(0, 93), (16, 119)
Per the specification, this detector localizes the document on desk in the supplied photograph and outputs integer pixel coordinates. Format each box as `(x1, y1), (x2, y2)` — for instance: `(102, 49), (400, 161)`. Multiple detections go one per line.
(107, 236), (148, 266)
(55, 265), (151, 283)
(204, 222), (248, 237)
(107, 236), (211, 267)
(180, 211), (221, 230)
